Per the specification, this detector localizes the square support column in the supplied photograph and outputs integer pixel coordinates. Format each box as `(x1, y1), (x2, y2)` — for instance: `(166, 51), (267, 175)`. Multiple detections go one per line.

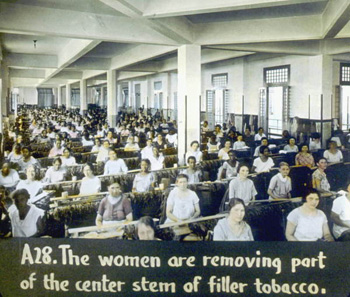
(57, 86), (62, 107)
(177, 45), (201, 165)
(66, 84), (71, 110)
(80, 79), (87, 115)
(107, 70), (118, 127)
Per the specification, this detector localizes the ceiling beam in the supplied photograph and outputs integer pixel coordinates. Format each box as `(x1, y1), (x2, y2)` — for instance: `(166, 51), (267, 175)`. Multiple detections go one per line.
(52, 71), (83, 80)
(99, 0), (193, 44)
(194, 15), (322, 45)
(67, 57), (111, 71)
(143, 0), (323, 18)
(39, 39), (100, 86)
(0, 2), (177, 46)
(9, 69), (46, 79)
(10, 78), (44, 88)
(116, 48), (255, 80)
(204, 40), (322, 55)
(322, 38), (350, 55)
(5, 53), (58, 69)
(82, 70), (108, 80)
(322, 0), (350, 38)
(110, 44), (176, 70)
(118, 71), (156, 80)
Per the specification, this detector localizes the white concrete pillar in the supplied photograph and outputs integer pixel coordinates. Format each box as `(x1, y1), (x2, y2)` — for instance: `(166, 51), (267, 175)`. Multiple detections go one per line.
(66, 84), (71, 110)
(308, 55), (333, 146)
(1, 62), (9, 120)
(80, 79), (87, 115)
(177, 45), (201, 165)
(100, 86), (105, 107)
(128, 81), (133, 109)
(107, 70), (118, 127)
(57, 87), (62, 107)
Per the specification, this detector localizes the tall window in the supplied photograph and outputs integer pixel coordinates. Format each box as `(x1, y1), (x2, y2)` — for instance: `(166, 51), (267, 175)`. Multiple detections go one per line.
(37, 88), (54, 107)
(206, 73), (229, 128)
(340, 64), (350, 130)
(71, 89), (80, 107)
(154, 81), (163, 110)
(260, 65), (291, 137)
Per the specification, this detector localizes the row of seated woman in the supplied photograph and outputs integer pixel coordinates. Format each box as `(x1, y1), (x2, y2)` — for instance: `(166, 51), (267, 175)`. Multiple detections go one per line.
(2, 174), (343, 242)
(4, 148), (349, 205)
(2, 150), (348, 240)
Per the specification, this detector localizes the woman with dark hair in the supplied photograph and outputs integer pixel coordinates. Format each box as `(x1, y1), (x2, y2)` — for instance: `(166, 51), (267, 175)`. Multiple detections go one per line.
(79, 164), (101, 196)
(8, 188), (45, 237)
(60, 148), (77, 167)
(91, 138), (102, 153)
(213, 198), (253, 241)
(182, 156), (202, 184)
(137, 216), (157, 240)
(43, 157), (67, 183)
(229, 165), (257, 205)
(165, 174), (200, 224)
(285, 188), (334, 241)
(82, 131), (94, 147)
(149, 147), (165, 171)
(185, 140), (203, 164)
(312, 157), (331, 193)
(105, 130), (118, 145)
(252, 146), (274, 173)
(154, 134), (167, 151)
(323, 141), (343, 163)
(0, 162), (20, 190)
(220, 150), (239, 180)
(284, 137), (299, 152)
(96, 182), (133, 226)
(8, 144), (23, 164)
(132, 159), (155, 193)
(218, 140), (232, 160)
(295, 144), (315, 167)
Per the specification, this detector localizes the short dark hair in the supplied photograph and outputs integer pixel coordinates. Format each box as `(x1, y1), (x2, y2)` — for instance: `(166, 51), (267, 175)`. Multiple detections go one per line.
(137, 216), (156, 235)
(259, 145), (269, 154)
(302, 188), (320, 203)
(53, 157), (62, 165)
(228, 198), (246, 212)
(187, 156), (196, 163)
(11, 188), (30, 201)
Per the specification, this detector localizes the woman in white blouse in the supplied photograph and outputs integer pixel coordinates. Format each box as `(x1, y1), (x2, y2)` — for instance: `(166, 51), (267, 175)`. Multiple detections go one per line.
(132, 159), (155, 193)
(185, 141), (203, 164)
(60, 148), (77, 167)
(252, 146), (275, 173)
(285, 188), (334, 241)
(79, 164), (101, 195)
(43, 157), (67, 183)
(323, 141), (343, 163)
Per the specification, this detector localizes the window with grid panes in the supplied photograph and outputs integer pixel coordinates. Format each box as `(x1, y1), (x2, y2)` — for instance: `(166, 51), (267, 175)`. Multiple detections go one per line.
(212, 73), (228, 88)
(264, 65), (290, 85)
(341, 63), (350, 85)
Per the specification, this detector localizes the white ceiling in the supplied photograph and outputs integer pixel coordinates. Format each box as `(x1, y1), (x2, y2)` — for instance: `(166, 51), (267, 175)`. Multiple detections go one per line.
(1, 33), (71, 55)
(1, 0), (350, 88)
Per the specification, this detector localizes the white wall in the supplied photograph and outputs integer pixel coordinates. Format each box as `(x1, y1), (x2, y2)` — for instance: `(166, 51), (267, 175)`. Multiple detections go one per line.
(17, 87), (37, 105)
(114, 53), (347, 124)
